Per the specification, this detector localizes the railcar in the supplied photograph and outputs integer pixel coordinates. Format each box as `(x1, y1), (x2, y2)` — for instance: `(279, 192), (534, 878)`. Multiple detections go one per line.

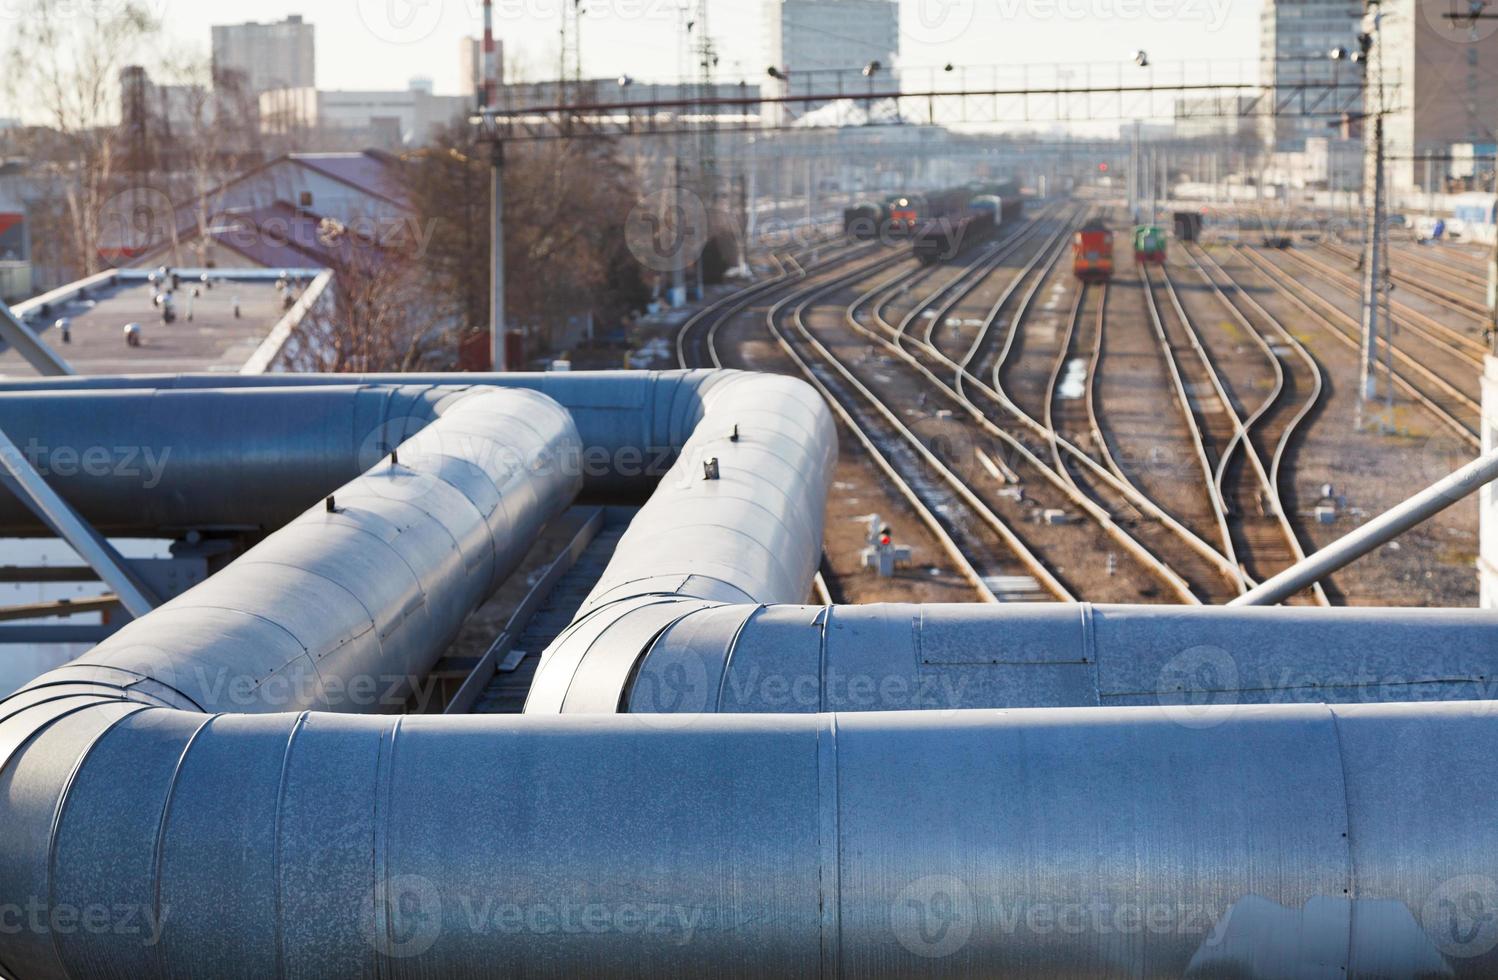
(912, 193), (1021, 265)
(1074, 221), (1114, 281)
(843, 203), (882, 240)
(1134, 225), (1167, 264)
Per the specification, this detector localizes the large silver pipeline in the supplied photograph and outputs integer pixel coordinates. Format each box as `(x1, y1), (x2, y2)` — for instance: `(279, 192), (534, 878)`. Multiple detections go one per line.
(523, 371), (837, 713)
(13, 387), (583, 714)
(0, 371), (738, 534)
(5, 370), (1498, 977)
(622, 602), (1498, 713)
(2, 702), (1496, 977)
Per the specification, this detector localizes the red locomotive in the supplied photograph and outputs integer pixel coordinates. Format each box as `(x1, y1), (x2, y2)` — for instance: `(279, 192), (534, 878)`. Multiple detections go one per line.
(1073, 220), (1114, 281)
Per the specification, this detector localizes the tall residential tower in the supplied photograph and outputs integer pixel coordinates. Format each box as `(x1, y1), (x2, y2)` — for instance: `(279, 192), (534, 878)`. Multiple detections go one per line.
(1258, 0), (1363, 152)
(764, 0), (899, 118)
(211, 15), (316, 96)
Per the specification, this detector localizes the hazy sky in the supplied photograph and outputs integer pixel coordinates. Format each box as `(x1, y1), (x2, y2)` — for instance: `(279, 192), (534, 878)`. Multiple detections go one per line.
(148, 0), (1260, 95)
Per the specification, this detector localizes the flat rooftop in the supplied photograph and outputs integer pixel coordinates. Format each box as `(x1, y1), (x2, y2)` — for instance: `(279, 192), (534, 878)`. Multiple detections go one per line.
(0, 270), (313, 377)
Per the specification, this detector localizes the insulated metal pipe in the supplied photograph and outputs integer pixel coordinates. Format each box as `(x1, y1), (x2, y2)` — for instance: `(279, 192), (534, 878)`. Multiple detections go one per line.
(524, 371), (837, 712)
(14, 387), (583, 714)
(0, 384), (458, 535)
(623, 603), (1498, 713)
(0, 372), (734, 534)
(1, 702), (1495, 978)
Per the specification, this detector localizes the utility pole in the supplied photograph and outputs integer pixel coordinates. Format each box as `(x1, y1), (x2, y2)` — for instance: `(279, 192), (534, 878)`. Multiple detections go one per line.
(693, 0), (717, 301)
(1490, 203), (1498, 354)
(1354, 5), (1390, 417)
(1128, 120), (1141, 222)
(482, 0), (498, 109)
(560, 0), (582, 109)
(481, 0), (507, 372)
(670, 157), (687, 307)
(490, 138), (507, 372)
(805, 155), (815, 225)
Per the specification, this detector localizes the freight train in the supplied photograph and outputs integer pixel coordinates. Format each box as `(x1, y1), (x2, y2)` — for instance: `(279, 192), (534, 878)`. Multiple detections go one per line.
(911, 192), (1025, 265)
(844, 180), (1022, 244)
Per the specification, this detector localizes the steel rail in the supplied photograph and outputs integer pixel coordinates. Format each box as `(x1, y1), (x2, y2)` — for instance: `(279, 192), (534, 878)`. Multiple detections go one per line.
(1329, 239), (1489, 318)
(1157, 262), (1325, 603)
(845, 225), (1202, 603)
(1296, 243), (1489, 359)
(1182, 244), (1331, 606)
(767, 250), (1074, 602)
(760, 249), (1016, 603)
(675, 238), (878, 369)
(953, 213), (1240, 579)
(1236, 245), (1481, 449)
(955, 211), (1243, 584)
(1042, 284), (1113, 489)
(1233, 444), (1498, 606)
(1138, 263), (1245, 588)
(861, 209), (1237, 598)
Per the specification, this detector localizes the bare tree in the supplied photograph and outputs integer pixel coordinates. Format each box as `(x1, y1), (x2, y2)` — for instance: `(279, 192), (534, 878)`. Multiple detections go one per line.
(151, 50), (265, 267)
(1, 0), (160, 276)
(282, 242), (445, 374)
(400, 125), (650, 361)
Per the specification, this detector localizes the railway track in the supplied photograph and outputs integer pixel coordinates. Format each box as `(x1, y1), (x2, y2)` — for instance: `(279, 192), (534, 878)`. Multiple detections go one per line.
(765, 247), (1074, 602)
(1238, 246), (1481, 449)
(856, 220), (1193, 602)
(1137, 262), (1241, 582)
(1309, 241), (1492, 348)
(674, 207), (1369, 606)
(678, 238), (1044, 602)
(846, 208), (1244, 603)
(1383, 241), (1489, 296)
(675, 239), (878, 369)
(1182, 244), (1330, 605)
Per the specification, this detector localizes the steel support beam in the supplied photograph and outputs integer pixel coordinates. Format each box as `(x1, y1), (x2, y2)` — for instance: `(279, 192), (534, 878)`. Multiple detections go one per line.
(0, 303), (73, 376)
(1233, 445), (1498, 606)
(0, 596), (120, 623)
(0, 423), (158, 617)
(0, 625), (117, 644)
